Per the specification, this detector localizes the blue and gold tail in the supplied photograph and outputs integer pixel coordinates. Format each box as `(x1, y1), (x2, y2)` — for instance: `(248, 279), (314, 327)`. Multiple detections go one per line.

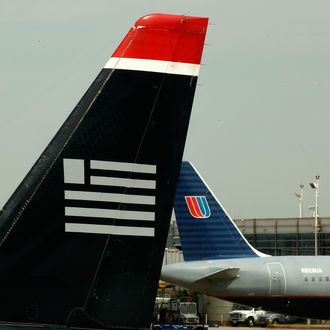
(174, 162), (267, 261)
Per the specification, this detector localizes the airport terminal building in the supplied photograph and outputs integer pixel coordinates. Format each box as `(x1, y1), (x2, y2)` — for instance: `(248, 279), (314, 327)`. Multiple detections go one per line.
(163, 216), (330, 323)
(167, 216), (330, 257)
(234, 217), (330, 256)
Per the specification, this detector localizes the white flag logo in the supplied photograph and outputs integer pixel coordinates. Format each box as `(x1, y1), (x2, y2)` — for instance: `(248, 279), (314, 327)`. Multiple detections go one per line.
(63, 159), (156, 237)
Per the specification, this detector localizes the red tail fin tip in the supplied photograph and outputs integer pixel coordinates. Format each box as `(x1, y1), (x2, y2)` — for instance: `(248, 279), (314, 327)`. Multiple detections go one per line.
(105, 13), (209, 75)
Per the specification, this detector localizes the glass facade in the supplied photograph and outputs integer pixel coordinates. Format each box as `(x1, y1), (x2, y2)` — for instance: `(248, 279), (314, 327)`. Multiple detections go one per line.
(234, 217), (330, 256)
(169, 217), (330, 256)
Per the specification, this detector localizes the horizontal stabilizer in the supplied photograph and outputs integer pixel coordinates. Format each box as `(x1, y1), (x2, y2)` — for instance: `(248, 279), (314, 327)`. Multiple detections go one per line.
(195, 267), (240, 282)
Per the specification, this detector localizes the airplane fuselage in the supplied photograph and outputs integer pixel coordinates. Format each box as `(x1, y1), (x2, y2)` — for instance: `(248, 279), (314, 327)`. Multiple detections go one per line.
(161, 255), (330, 319)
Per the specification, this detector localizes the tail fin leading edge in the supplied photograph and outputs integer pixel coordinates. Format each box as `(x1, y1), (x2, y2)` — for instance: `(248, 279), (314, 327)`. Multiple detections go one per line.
(174, 162), (266, 261)
(0, 15), (208, 329)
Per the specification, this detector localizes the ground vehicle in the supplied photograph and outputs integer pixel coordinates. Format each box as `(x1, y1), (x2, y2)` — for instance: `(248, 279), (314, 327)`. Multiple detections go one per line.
(257, 312), (306, 326)
(152, 325), (206, 330)
(257, 312), (282, 326)
(230, 307), (265, 327)
(154, 298), (199, 325)
(178, 302), (200, 324)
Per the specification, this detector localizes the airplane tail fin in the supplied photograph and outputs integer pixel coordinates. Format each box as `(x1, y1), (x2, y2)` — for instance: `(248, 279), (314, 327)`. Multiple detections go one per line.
(174, 162), (267, 261)
(0, 15), (208, 329)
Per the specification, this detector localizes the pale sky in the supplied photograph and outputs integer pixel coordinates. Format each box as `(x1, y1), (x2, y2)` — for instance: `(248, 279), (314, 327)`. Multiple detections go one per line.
(1, 0), (329, 219)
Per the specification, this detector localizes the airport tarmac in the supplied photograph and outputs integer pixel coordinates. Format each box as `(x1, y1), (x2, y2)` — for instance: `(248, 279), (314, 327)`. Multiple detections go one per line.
(209, 328), (264, 330)
(210, 326), (330, 330)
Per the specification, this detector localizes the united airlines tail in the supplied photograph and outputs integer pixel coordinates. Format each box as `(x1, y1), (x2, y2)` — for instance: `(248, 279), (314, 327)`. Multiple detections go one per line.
(174, 162), (266, 261)
(0, 15), (208, 330)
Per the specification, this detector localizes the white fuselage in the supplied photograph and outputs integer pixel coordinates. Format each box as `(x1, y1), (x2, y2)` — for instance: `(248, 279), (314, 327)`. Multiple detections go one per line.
(161, 255), (330, 319)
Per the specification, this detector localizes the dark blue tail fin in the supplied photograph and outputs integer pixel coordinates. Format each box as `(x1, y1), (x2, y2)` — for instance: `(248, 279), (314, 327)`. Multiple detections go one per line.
(0, 15), (208, 330)
(174, 162), (267, 261)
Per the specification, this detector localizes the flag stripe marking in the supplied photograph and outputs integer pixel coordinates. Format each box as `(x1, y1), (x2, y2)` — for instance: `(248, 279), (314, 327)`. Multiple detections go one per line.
(65, 190), (155, 205)
(65, 223), (154, 236)
(90, 160), (156, 174)
(65, 206), (155, 221)
(90, 176), (156, 189)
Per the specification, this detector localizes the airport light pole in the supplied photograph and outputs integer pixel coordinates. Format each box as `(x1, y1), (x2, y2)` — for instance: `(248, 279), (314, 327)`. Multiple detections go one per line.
(310, 176), (320, 256)
(294, 184), (304, 218)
